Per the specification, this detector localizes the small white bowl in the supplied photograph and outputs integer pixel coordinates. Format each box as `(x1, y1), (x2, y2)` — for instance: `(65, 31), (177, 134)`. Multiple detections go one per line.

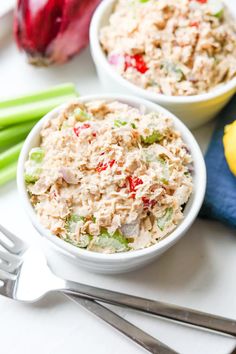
(90, 0), (236, 129)
(17, 94), (206, 274)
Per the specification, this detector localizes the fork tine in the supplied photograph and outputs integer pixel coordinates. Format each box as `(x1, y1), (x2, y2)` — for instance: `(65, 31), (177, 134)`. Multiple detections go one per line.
(0, 224), (27, 255)
(0, 269), (16, 282)
(0, 269), (16, 299)
(0, 250), (22, 273)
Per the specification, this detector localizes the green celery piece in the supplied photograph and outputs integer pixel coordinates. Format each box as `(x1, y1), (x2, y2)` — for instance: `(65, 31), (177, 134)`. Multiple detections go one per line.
(141, 131), (163, 144)
(139, 0), (150, 2)
(163, 62), (184, 82)
(29, 147), (45, 163)
(208, 0), (224, 18)
(158, 157), (165, 164)
(65, 214), (85, 234)
(173, 68), (184, 82)
(65, 214), (90, 248)
(24, 174), (39, 184)
(73, 108), (91, 122)
(131, 123), (137, 129)
(24, 166), (42, 184)
(0, 141), (24, 169)
(160, 178), (168, 185)
(214, 9), (223, 18)
(100, 228), (110, 236)
(65, 234), (91, 248)
(112, 229), (129, 245)
(157, 208), (173, 231)
(69, 214), (85, 223)
(0, 161), (18, 186)
(0, 120), (38, 148)
(158, 157), (169, 184)
(0, 83), (78, 127)
(114, 119), (127, 127)
(92, 228), (129, 253)
(77, 234), (91, 248)
(24, 146), (46, 184)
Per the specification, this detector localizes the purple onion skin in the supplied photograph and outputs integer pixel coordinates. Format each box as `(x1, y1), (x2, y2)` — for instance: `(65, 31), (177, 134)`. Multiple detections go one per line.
(14, 0), (101, 65)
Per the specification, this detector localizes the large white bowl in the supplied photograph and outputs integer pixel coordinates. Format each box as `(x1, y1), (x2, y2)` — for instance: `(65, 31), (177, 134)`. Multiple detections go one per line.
(17, 94), (206, 274)
(90, 0), (236, 129)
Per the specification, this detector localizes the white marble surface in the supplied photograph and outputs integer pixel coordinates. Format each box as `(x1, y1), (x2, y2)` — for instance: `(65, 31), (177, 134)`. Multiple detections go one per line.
(0, 5), (236, 354)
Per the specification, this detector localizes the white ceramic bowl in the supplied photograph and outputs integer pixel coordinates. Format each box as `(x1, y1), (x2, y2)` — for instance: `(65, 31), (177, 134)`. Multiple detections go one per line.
(17, 94), (206, 274)
(90, 0), (236, 129)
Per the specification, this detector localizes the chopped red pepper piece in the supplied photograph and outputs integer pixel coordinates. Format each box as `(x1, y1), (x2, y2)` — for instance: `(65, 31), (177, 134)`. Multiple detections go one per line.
(73, 123), (91, 137)
(82, 123), (91, 128)
(190, 21), (199, 27)
(127, 176), (143, 192)
(127, 177), (156, 206)
(96, 159), (115, 173)
(124, 54), (148, 74)
(142, 197), (156, 209)
(127, 176), (143, 198)
(109, 160), (115, 168)
(196, 0), (207, 3)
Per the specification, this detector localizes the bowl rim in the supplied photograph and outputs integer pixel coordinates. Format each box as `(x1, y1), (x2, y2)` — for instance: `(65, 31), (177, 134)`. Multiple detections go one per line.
(89, 0), (236, 104)
(17, 93), (206, 262)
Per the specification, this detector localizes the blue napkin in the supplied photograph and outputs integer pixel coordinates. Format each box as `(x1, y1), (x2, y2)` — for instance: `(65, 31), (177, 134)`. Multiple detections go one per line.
(200, 96), (236, 228)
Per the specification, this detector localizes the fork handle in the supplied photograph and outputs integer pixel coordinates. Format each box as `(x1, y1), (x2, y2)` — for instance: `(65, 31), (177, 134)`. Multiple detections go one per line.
(62, 281), (236, 336)
(65, 294), (178, 354)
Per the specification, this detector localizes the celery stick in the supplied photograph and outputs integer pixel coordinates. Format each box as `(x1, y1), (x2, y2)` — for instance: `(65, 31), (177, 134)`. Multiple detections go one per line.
(0, 94), (77, 127)
(0, 161), (17, 186)
(0, 83), (77, 109)
(0, 146), (9, 153)
(0, 141), (24, 168)
(29, 147), (44, 163)
(0, 120), (37, 148)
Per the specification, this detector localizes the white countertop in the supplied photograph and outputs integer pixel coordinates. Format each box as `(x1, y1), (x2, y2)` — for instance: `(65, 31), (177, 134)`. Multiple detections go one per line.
(0, 10), (236, 354)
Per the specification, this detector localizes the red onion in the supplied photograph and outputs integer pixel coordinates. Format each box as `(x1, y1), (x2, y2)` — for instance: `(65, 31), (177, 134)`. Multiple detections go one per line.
(108, 53), (124, 67)
(60, 167), (79, 184)
(120, 220), (140, 238)
(14, 0), (101, 65)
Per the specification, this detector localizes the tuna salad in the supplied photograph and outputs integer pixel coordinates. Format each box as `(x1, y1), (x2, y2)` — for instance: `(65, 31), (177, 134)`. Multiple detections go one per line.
(100, 0), (236, 96)
(25, 100), (193, 253)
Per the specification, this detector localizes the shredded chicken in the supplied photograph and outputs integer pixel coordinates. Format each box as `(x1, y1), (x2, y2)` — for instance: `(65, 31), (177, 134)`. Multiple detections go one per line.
(100, 0), (236, 96)
(25, 100), (193, 253)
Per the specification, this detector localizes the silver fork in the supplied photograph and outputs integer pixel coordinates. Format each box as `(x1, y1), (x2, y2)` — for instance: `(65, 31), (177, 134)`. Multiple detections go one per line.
(0, 224), (176, 354)
(0, 226), (236, 344)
